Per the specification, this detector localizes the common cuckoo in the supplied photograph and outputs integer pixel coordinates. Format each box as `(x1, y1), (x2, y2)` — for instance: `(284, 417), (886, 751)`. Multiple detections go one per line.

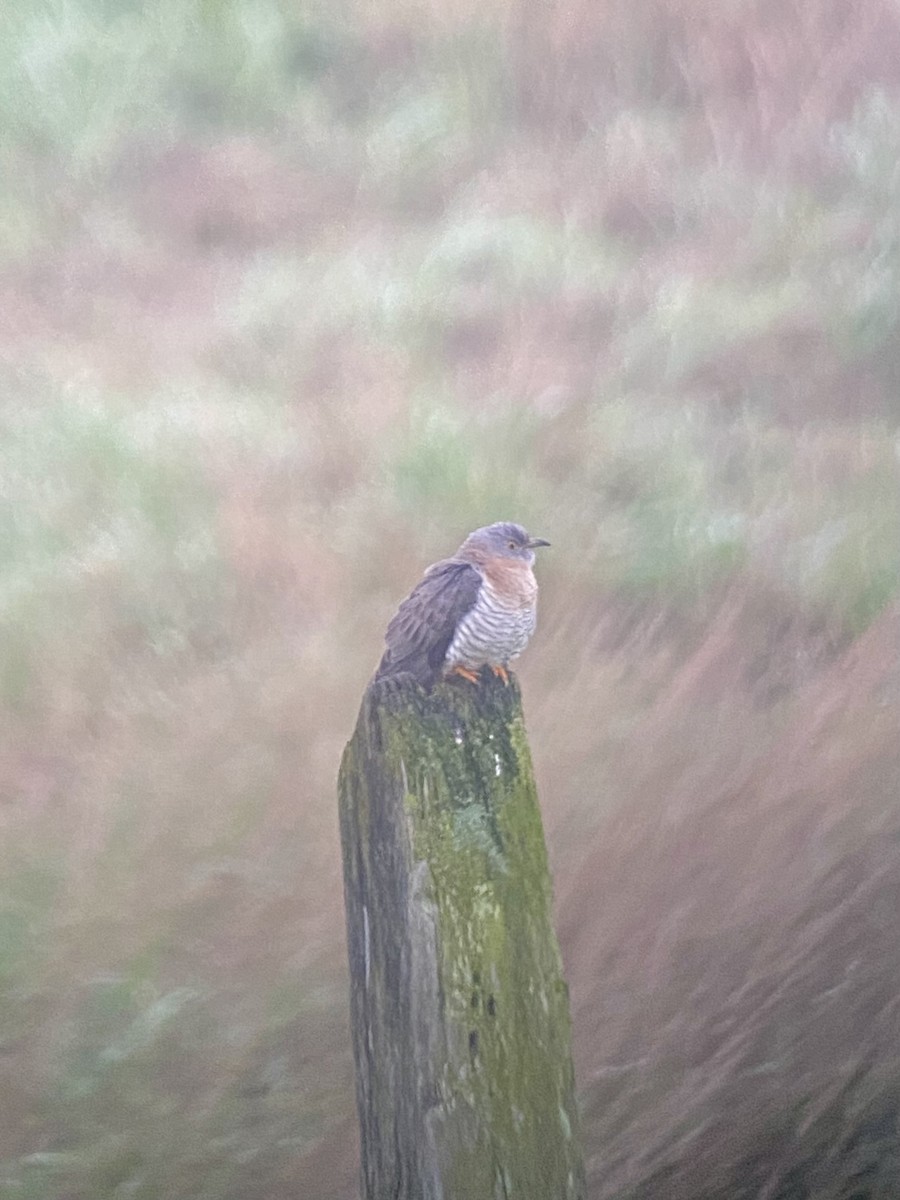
(375, 522), (550, 688)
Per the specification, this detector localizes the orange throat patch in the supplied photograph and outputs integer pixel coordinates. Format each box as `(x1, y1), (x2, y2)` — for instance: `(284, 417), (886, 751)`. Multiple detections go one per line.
(479, 557), (538, 609)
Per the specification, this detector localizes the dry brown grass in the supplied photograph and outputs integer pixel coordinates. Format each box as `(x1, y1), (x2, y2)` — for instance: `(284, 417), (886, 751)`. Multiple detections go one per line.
(506, 0), (900, 151)
(555, 602), (900, 1196)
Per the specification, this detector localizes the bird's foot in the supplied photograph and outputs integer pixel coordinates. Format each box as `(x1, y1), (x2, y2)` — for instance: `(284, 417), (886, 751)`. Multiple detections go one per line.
(490, 664), (510, 685)
(449, 665), (481, 685)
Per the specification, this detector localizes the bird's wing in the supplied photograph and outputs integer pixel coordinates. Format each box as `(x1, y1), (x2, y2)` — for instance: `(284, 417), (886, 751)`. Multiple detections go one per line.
(376, 557), (481, 685)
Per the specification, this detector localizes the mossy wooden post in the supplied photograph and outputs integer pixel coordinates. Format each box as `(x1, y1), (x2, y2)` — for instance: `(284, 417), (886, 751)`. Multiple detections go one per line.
(338, 672), (584, 1200)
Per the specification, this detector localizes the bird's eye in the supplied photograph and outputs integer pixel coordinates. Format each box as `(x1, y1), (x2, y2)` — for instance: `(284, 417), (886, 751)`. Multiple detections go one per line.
(508, 540), (517, 550)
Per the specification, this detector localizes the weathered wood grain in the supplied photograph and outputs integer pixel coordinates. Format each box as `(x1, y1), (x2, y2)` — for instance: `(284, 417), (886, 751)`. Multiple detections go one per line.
(338, 671), (584, 1200)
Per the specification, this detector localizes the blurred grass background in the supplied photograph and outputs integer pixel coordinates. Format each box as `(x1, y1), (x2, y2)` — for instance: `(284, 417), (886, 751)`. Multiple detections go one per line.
(1, 1), (900, 1197)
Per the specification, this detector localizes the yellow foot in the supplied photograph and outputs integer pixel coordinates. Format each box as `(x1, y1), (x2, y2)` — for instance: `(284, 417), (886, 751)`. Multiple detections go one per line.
(449, 665), (481, 684)
(490, 664), (509, 685)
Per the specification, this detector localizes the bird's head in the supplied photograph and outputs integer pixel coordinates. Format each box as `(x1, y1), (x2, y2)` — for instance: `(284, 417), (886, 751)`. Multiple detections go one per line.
(458, 522), (550, 567)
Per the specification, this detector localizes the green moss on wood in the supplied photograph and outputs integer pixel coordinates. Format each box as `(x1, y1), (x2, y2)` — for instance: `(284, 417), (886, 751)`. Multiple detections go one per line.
(339, 671), (585, 1200)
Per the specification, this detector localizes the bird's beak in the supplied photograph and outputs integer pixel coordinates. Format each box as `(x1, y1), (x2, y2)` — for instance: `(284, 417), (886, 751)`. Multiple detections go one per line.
(527, 537), (551, 549)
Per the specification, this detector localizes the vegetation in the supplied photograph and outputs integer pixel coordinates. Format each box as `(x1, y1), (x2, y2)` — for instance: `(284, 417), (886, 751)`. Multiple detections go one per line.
(1, 1), (899, 1197)
(339, 676), (583, 1198)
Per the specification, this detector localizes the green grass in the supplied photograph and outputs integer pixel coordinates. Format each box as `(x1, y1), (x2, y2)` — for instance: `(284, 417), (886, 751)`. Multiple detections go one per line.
(1, 1), (899, 1198)
(0, 379), (226, 711)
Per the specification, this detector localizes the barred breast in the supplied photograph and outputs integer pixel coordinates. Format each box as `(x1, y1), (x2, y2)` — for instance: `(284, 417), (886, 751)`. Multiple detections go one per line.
(445, 577), (538, 671)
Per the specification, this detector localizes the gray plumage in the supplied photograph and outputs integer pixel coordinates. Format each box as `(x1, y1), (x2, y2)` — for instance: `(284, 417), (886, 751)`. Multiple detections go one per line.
(376, 522), (549, 688)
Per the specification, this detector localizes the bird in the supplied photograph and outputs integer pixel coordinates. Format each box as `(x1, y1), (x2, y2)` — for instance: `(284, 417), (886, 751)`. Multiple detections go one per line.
(375, 522), (550, 689)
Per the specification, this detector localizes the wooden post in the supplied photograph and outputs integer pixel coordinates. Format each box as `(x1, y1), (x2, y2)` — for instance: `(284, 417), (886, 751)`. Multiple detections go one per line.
(338, 672), (585, 1200)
